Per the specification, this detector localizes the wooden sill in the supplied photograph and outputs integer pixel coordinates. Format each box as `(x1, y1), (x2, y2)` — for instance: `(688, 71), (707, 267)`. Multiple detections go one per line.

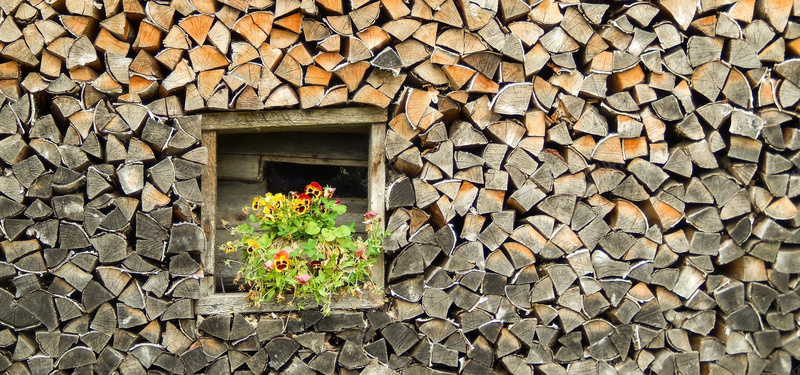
(195, 289), (385, 315)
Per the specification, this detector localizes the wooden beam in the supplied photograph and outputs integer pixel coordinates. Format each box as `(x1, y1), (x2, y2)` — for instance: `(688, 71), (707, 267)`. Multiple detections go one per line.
(369, 122), (387, 291)
(201, 107), (388, 132)
(195, 290), (383, 314)
(200, 130), (217, 294)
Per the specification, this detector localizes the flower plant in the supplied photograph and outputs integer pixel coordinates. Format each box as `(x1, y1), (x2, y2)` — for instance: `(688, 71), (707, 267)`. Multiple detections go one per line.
(221, 182), (387, 314)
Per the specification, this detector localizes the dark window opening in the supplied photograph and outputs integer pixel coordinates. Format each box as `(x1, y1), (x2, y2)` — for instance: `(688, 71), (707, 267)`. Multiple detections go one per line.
(265, 162), (368, 198)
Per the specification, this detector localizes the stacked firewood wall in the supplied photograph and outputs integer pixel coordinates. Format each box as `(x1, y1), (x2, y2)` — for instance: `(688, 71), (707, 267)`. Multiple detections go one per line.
(0, 0), (799, 371)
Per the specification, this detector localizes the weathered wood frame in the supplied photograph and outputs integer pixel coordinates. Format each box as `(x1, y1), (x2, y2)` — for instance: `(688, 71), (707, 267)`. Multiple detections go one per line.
(196, 108), (388, 314)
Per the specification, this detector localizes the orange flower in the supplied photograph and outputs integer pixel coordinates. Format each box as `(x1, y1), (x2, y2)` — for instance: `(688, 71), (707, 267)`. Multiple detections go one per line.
(292, 193), (312, 214)
(273, 250), (290, 271)
(305, 182), (323, 200)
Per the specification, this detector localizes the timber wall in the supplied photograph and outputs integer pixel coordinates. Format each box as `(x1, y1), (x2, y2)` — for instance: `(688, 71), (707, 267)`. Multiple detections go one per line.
(0, 0), (799, 373)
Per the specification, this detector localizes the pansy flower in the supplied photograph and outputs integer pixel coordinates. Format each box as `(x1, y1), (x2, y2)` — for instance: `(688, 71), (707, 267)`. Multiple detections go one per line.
(246, 239), (260, 253)
(324, 187), (336, 199)
(271, 193), (285, 209)
(252, 197), (266, 210)
(363, 211), (379, 230)
(263, 205), (275, 218)
(222, 241), (236, 254)
(305, 182), (323, 200)
(273, 250), (290, 271)
(263, 260), (274, 271)
(310, 260), (322, 272)
(292, 193), (312, 214)
(355, 247), (368, 260)
(295, 274), (312, 285)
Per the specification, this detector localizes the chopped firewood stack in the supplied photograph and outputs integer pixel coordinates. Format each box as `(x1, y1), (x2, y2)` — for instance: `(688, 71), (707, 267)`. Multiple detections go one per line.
(0, 0), (798, 372)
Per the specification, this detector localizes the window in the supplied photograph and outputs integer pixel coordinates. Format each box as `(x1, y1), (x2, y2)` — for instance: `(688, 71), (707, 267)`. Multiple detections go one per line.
(196, 108), (387, 314)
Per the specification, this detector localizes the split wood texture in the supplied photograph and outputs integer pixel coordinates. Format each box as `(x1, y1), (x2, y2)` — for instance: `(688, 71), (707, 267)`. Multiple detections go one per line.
(0, 0), (798, 372)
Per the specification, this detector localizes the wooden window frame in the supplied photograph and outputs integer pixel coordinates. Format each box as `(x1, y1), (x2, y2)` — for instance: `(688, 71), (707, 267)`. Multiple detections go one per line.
(196, 108), (387, 314)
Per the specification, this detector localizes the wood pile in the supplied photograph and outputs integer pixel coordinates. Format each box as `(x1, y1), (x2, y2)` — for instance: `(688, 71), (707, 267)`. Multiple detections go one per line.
(0, 0), (797, 371)
(379, 3), (800, 372)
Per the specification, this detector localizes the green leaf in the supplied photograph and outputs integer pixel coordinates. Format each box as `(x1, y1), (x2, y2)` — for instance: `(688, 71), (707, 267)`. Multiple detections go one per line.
(321, 228), (336, 242)
(257, 234), (271, 249)
(306, 221), (320, 235)
(332, 204), (347, 214)
(334, 225), (351, 238)
(236, 223), (253, 233)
